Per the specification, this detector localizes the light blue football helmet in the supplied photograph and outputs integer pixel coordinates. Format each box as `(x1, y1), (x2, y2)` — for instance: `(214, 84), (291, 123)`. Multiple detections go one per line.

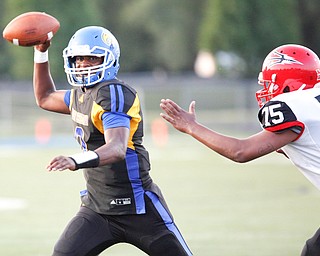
(63, 26), (120, 87)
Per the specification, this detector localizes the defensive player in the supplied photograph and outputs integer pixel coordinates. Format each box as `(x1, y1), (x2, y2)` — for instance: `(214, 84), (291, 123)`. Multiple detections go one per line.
(160, 44), (320, 256)
(33, 26), (192, 256)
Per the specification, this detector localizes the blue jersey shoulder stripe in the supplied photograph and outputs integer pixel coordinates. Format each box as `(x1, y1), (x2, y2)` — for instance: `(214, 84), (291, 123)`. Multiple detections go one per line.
(109, 84), (125, 113)
(109, 84), (116, 112)
(117, 84), (124, 112)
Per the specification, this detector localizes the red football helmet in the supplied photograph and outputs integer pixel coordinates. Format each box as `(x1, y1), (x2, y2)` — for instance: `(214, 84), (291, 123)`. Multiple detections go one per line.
(256, 44), (320, 108)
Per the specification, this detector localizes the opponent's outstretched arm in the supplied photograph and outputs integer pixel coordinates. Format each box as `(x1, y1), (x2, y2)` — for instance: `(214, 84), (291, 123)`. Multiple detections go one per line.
(160, 99), (298, 163)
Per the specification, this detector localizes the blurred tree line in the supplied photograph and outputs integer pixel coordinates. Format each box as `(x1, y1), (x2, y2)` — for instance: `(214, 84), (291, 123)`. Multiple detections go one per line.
(0, 0), (320, 81)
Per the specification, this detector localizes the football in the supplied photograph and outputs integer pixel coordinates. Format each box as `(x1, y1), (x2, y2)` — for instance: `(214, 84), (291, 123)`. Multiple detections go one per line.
(2, 12), (60, 47)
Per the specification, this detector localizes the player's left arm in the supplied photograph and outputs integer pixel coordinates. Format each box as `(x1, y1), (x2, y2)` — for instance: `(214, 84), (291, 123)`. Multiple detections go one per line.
(160, 98), (299, 163)
(95, 126), (129, 165)
(93, 84), (134, 165)
(177, 121), (297, 163)
(46, 127), (129, 172)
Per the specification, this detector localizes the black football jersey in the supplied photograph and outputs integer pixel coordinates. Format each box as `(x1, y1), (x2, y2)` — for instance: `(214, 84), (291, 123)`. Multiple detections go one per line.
(67, 79), (162, 215)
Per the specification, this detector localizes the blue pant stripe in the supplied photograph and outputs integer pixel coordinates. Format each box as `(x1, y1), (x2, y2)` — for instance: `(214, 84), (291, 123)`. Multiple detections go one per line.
(145, 191), (192, 255)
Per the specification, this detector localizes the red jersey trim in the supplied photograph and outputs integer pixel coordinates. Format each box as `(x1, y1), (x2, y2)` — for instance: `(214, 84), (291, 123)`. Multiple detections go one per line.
(264, 121), (305, 141)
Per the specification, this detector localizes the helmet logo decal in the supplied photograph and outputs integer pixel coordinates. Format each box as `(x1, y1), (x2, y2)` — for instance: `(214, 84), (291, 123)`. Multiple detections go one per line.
(101, 32), (113, 48)
(266, 51), (303, 68)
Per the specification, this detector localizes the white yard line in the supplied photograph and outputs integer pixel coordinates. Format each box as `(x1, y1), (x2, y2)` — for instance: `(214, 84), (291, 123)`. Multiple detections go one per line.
(0, 197), (27, 211)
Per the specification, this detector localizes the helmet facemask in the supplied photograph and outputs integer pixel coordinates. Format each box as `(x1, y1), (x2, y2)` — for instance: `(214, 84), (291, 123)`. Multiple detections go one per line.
(256, 73), (280, 108)
(63, 46), (116, 87)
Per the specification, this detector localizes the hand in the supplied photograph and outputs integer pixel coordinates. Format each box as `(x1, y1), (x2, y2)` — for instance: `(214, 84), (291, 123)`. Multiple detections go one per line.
(34, 40), (51, 52)
(160, 99), (197, 135)
(47, 155), (77, 172)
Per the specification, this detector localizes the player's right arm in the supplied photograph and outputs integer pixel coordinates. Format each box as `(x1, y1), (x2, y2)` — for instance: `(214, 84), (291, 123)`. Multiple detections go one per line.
(33, 42), (70, 114)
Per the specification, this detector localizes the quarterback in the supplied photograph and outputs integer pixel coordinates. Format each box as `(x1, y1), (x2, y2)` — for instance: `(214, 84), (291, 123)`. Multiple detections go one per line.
(160, 44), (320, 256)
(32, 26), (192, 256)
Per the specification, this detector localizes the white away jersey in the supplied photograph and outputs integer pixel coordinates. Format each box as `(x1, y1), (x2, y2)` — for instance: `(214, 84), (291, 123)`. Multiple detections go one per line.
(258, 88), (320, 190)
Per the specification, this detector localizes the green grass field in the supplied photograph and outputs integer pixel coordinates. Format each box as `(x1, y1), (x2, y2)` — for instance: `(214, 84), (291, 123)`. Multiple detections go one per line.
(1, 133), (319, 256)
